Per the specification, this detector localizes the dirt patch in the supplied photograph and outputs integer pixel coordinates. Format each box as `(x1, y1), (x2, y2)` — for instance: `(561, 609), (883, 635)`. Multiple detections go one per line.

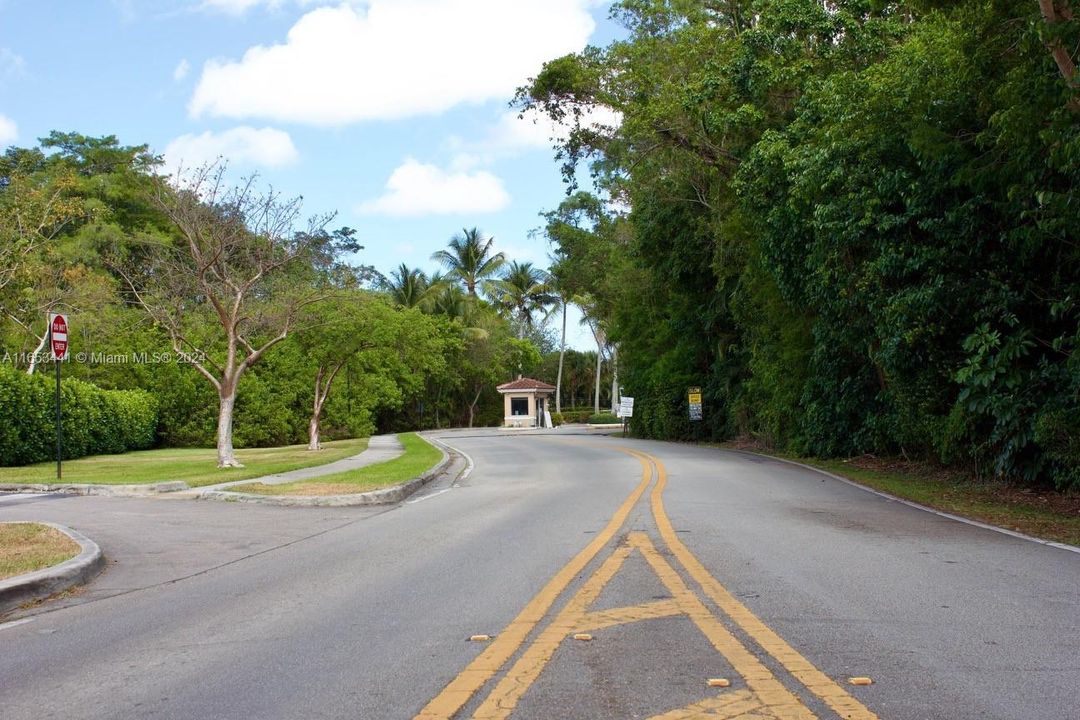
(229, 482), (379, 497)
(0, 523), (80, 580)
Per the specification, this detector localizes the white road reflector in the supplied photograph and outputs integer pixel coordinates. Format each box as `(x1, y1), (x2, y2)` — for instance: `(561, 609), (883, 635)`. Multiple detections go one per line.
(572, 633), (593, 641)
(848, 677), (873, 686)
(707, 678), (731, 688)
(468, 634), (492, 642)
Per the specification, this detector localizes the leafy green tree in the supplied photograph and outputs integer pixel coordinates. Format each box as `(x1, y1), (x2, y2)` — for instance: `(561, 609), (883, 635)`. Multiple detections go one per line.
(117, 164), (337, 467)
(298, 293), (449, 449)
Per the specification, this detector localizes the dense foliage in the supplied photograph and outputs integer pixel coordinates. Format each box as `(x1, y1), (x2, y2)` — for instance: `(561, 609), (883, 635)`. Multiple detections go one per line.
(0, 136), (581, 466)
(521, 0), (1080, 489)
(0, 363), (157, 465)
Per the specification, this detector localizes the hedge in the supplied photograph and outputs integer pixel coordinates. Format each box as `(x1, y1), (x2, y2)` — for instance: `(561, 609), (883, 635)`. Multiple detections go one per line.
(0, 363), (158, 466)
(557, 409), (595, 423)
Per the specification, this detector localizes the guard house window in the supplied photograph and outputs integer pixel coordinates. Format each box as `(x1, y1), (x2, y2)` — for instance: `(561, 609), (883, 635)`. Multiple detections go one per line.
(511, 397), (529, 416)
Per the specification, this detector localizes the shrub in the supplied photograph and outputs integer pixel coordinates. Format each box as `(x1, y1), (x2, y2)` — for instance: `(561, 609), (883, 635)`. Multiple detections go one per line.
(549, 412), (564, 427)
(587, 412), (622, 425)
(0, 363), (158, 466)
(558, 409), (594, 423)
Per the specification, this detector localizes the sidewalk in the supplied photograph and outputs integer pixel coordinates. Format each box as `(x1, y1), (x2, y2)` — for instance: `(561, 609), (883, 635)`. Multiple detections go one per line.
(195, 434), (405, 491)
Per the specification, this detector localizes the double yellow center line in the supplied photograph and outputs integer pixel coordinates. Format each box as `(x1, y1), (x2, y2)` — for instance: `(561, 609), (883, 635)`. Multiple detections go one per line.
(416, 445), (880, 720)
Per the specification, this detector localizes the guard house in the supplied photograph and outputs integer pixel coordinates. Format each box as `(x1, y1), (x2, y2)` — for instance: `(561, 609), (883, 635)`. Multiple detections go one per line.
(496, 376), (556, 428)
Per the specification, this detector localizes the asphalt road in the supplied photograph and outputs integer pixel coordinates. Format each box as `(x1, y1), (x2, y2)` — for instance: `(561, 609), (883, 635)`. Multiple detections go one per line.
(1, 430), (1077, 720)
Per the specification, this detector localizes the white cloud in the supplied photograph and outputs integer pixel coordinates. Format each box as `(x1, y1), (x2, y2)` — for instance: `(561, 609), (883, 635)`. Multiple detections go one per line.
(490, 236), (548, 268)
(189, 0), (596, 125)
(357, 159), (510, 217)
(199, 0), (283, 15)
(173, 59), (191, 82)
(449, 106), (623, 169)
(198, 0), (343, 14)
(493, 106), (622, 151)
(0, 114), (17, 145)
(0, 48), (26, 80)
(162, 126), (299, 173)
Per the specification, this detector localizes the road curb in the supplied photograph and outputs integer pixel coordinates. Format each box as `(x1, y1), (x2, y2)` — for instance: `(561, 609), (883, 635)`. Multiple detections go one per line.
(423, 433), (474, 484)
(192, 443), (453, 507)
(727, 449), (1080, 556)
(0, 481), (189, 497)
(0, 522), (105, 615)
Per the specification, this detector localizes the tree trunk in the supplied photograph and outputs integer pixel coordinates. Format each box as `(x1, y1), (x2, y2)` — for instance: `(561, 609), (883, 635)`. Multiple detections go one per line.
(26, 331), (48, 375)
(308, 414), (321, 451)
(306, 367), (321, 451)
(556, 300), (566, 413)
(594, 349), (602, 415)
(308, 366), (324, 450)
(468, 385), (484, 428)
(1038, 0), (1080, 111)
(610, 344), (619, 414)
(307, 362), (346, 451)
(216, 385), (242, 468)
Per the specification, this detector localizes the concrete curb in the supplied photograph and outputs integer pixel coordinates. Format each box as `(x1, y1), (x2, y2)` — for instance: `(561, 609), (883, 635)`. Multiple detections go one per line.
(0, 522), (105, 615)
(423, 433), (474, 484)
(192, 442), (453, 507)
(0, 481), (188, 497)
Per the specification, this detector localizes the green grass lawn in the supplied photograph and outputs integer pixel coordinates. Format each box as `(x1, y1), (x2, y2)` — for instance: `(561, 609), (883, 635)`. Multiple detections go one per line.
(233, 432), (442, 496)
(0, 523), (80, 581)
(722, 443), (1080, 547)
(0, 438), (369, 488)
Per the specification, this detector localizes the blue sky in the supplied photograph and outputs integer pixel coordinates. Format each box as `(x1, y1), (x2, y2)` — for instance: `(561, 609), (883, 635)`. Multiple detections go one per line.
(0, 0), (624, 350)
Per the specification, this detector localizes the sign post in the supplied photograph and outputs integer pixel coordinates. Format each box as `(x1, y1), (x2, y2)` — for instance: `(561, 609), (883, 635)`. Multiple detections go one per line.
(617, 396), (635, 437)
(49, 313), (68, 480)
(688, 386), (702, 422)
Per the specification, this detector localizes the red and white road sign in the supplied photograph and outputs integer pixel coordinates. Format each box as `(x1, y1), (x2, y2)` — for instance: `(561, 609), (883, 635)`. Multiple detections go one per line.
(50, 313), (68, 360)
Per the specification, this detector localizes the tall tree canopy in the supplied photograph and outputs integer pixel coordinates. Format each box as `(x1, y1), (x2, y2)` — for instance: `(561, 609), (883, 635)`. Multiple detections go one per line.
(521, 0), (1080, 489)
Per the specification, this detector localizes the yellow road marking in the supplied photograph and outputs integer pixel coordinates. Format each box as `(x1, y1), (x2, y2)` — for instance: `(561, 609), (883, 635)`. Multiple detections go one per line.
(473, 529), (816, 720)
(623, 449), (880, 720)
(414, 456), (652, 720)
(627, 533), (815, 720)
(470, 545), (633, 719)
(574, 598), (683, 632)
(417, 441), (881, 720)
(646, 690), (770, 720)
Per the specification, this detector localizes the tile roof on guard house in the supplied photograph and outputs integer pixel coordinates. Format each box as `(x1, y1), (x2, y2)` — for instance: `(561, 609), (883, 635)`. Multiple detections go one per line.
(496, 376), (556, 428)
(496, 377), (557, 392)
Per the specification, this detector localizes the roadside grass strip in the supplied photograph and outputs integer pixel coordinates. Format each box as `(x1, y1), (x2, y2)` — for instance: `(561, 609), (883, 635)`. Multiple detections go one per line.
(232, 433), (441, 496)
(727, 446), (1080, 548)
(0, 523), (80, 581)
(0, 438), (369, 488)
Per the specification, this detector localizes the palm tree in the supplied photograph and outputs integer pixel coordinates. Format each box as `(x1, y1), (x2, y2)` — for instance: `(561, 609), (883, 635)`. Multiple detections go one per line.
(430, 283), (468, 320)
(431, 228), (506, 296)
(579, 296), (607, 414)
(381, 263), (435, 309)
(555, 292), (569, 413)
(548, 264), (574, 413)
(487, 261), (559, 340)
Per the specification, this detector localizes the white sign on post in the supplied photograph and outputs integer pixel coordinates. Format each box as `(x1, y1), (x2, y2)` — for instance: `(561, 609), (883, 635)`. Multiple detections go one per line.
(617, 396), (635, 418)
